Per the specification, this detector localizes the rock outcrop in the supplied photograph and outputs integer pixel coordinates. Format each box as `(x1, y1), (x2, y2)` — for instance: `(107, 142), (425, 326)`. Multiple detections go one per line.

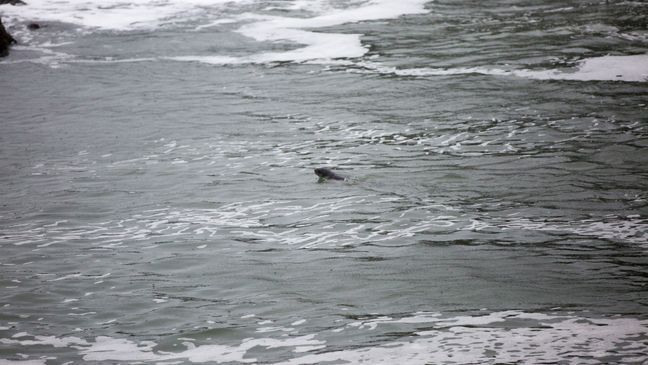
(0, 17), (18, 57)
(1, 0), (25, 57)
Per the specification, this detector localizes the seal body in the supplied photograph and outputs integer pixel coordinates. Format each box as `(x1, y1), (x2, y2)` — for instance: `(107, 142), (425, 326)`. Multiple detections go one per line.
(314, 167), (345, 181)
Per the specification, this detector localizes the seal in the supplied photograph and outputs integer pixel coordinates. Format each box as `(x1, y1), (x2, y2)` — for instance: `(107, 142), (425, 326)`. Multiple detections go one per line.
(314, 167), (345, 181)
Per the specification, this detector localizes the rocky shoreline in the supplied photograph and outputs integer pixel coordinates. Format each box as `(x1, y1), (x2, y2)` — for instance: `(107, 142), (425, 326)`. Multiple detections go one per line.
(0, 17), (16, 57)
(1, 0), (27, 57)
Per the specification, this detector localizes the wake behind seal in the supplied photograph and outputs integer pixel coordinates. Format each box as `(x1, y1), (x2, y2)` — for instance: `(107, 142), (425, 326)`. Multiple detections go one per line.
(314, 167), (346, 182)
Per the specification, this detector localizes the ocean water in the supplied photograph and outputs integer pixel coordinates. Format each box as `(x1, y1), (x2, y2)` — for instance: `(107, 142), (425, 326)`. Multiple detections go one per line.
(1, 0), (648, 364)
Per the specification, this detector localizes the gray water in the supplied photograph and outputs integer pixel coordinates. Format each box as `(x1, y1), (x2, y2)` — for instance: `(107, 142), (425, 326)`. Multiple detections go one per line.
(1, 0), (648, 364)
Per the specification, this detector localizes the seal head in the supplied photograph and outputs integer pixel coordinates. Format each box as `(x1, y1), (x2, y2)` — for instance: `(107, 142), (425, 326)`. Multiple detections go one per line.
(314, 167), (345, 181)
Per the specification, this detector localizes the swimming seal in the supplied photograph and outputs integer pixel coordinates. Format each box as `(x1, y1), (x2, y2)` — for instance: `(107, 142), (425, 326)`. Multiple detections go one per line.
(314, 167), (345, 181)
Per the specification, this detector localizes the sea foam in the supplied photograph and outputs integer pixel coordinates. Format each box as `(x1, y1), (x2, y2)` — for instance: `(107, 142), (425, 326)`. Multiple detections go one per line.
(2, 311), (646, 364)
(6, 0), (642, 83)
(3, 0), (429, 64)
(0, 0), (250, 30)
(173, 0), (430, 64)
(355, 53), (648, 82)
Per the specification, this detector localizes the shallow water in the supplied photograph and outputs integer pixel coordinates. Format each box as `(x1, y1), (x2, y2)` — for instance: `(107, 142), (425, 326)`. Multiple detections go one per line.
(1, 0), (648, 364)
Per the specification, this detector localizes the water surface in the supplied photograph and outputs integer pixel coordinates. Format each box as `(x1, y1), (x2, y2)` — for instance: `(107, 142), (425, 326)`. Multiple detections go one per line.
(1, 0), (648, 363)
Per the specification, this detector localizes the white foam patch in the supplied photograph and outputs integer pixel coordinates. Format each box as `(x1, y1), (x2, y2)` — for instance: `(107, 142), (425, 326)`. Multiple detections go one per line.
(0, 0), (250, 30)
(280, 311), (648, 365)
(512, 54), (648, 82)
(171, 0), (429, 64)
(1, 333), (324, 363)
(2, 311), (646, 364)
(355, 54), (648, 82)
(0, 335), (88, 348)
(4, 0), (428, 65)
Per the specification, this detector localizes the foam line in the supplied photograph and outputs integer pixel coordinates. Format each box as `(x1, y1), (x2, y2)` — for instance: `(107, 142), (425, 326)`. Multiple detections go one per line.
(355, 54), (648, 82)
(173, 0), (429, 64)
(2, 311), (646, 364)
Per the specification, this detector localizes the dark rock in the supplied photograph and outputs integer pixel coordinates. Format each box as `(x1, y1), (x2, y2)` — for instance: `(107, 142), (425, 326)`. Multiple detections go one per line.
(1, 17), (18, 57)
(27, 23), (40, 30)
(0, 0), (27, 5)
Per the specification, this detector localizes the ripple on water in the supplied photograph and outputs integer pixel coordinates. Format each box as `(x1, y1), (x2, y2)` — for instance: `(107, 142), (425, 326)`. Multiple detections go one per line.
(2, 194), (646, 254)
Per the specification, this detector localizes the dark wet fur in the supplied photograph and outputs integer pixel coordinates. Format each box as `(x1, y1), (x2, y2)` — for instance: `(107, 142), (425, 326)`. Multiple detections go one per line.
(314, 167), (345, 181)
